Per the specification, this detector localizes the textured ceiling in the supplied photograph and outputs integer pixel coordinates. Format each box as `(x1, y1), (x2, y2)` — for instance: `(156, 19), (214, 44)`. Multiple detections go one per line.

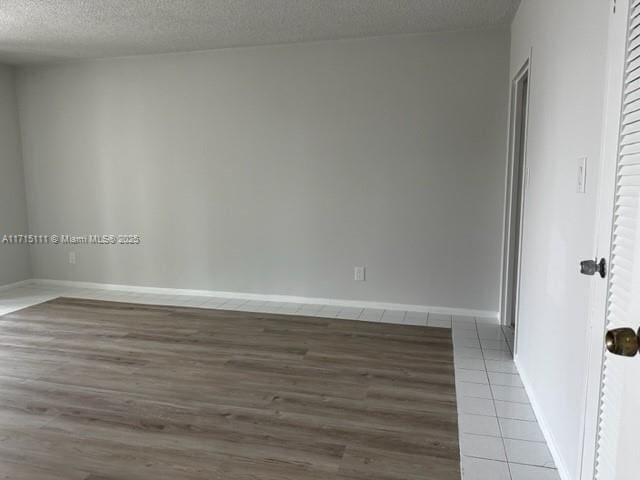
(0, 0), (520, 65)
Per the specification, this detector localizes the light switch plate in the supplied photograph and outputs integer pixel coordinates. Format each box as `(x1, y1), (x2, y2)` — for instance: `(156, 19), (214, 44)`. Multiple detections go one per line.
(577, 157), (587, 193)
(354, 266), (366, 281)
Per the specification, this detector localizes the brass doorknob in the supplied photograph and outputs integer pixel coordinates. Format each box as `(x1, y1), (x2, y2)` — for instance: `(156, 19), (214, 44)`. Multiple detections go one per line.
(605, 328), (640, 357)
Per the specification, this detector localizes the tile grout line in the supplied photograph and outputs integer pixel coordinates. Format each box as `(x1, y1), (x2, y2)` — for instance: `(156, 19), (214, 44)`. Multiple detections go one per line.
(476, 319), (513, 480)
(494, 322), (518, 479)
(478, 317), (511, 478)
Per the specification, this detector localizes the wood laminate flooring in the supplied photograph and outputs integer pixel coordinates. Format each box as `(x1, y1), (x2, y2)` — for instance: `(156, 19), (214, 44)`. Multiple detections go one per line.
(0, 297), (460, 479)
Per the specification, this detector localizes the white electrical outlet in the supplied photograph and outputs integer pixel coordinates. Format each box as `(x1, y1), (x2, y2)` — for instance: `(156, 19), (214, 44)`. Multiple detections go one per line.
(354, 266), (366, 281)
(69, 251), (76, 264)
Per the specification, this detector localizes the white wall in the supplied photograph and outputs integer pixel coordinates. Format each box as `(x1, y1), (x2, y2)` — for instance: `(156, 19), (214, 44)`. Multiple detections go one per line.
(510, 1), (608, 478)
(0, 65), (30, 286)
(16, 29), (509, 312)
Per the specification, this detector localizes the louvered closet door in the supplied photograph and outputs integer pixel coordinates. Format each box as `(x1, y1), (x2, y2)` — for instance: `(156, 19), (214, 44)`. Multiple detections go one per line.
(595, 1), (640, 478)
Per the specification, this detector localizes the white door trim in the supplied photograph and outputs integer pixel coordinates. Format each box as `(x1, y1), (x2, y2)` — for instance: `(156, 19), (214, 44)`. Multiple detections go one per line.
(499, 56), (532, 339)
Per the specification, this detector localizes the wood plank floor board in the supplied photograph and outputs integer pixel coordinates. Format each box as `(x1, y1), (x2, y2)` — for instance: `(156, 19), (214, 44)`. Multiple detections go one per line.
(0, 297), (460, 479)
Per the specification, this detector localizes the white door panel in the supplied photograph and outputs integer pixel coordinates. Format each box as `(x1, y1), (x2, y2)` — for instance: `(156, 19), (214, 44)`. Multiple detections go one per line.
(593, 1), (640, 478)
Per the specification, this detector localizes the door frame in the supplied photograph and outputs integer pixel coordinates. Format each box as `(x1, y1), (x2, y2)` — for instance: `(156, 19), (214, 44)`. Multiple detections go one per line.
(579, 1), (629, 478)
(499, 58), (531, 345)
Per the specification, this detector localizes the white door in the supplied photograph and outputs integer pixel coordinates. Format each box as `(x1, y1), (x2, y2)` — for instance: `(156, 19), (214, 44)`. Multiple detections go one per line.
(582, 0), (640, 478)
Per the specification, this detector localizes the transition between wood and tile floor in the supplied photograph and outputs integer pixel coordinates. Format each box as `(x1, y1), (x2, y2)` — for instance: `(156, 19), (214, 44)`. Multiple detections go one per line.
(0, 284), (559, 480)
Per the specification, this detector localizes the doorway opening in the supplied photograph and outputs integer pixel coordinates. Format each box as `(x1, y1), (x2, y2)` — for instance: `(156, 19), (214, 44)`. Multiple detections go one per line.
(500, 63), (530, 334)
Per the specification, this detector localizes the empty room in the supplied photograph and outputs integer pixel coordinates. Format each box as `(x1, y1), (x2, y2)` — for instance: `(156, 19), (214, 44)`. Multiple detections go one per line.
(0, 0), (637, 479)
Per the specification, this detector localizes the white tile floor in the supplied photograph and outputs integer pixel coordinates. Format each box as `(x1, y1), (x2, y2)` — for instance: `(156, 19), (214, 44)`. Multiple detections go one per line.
(0, 283), (559, 479)
(453, 319), (560, 480)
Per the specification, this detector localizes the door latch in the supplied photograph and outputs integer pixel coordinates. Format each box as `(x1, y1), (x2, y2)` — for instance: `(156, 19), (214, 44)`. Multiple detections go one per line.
(580, 258), (607, 278)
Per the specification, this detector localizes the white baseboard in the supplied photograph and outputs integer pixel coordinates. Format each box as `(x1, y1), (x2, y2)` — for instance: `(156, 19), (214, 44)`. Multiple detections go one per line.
(0, 279), (33, 292)
(29, 278), (499, 320)
(515, 355), (571, 480)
